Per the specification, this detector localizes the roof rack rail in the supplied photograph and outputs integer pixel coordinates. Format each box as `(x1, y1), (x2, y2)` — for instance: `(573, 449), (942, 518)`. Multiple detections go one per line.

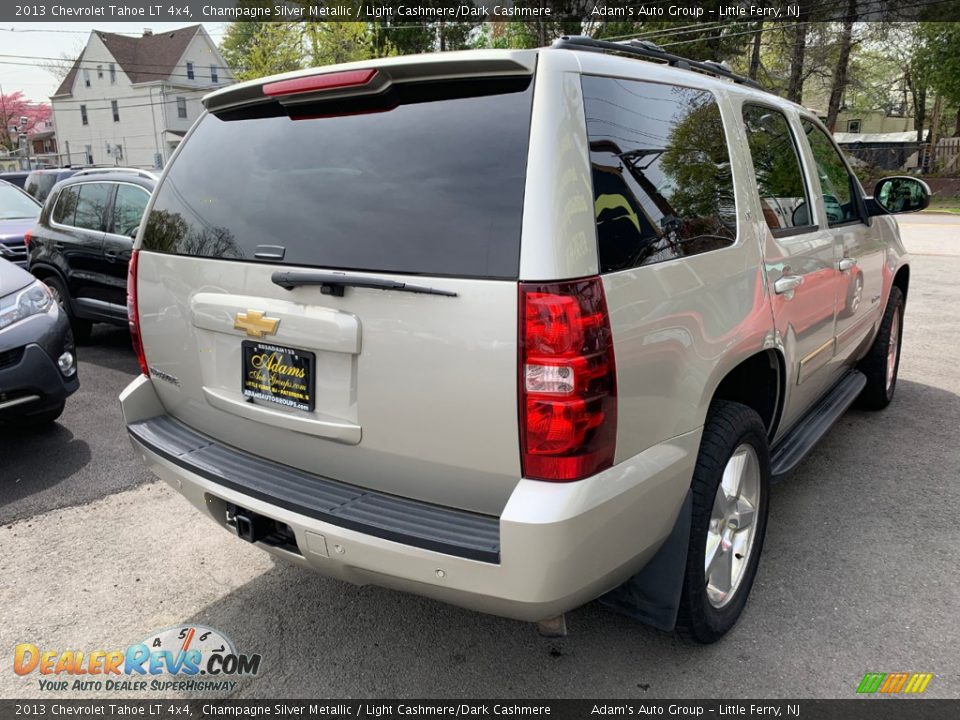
(551, 35), (766, 92)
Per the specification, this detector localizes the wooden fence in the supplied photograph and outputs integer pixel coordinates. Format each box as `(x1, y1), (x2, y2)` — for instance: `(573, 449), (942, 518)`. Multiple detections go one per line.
(923, 137), (960, 173)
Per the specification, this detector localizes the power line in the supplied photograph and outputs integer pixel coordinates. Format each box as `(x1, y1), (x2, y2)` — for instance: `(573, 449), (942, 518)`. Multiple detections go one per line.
(0, 53), (238, 82)
(0, 27), (228, 37)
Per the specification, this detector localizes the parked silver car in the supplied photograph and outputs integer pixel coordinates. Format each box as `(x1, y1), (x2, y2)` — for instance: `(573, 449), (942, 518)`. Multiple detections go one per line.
(121, 38), (923, 643)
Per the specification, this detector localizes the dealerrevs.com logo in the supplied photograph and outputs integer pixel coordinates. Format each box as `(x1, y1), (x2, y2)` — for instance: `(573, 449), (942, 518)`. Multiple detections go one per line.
(13, 625), (261, 693)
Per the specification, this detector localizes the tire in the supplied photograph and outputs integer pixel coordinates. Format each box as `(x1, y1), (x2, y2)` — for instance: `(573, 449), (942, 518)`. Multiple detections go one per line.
(676, 400), (771, 644)
(43, 274), (92, 344)
(856, 286), (904, 411)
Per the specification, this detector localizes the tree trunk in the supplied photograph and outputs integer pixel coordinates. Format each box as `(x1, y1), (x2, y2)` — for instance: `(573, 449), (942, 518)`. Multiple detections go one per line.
(749, 23), (763, 81)
(786, 18), (808, 103)
(916, 87), (928, 143)
(905, 67), (926, 143)
(927, 94), (943, 172)
(825, 0), (858, 133)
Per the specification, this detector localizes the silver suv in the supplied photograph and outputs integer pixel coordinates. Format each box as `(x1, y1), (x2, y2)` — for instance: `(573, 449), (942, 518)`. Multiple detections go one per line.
(121, 38), (924, 643)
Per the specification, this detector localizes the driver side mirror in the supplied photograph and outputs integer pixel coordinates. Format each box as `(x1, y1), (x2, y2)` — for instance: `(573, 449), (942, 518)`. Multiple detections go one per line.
(871, 176), (931, 215)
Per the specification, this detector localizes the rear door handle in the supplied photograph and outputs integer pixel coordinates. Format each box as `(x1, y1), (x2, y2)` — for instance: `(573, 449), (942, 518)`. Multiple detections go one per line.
(838, 257), (857, 271)
(104, 249), (118, 262)
(774, 275), (803, 295)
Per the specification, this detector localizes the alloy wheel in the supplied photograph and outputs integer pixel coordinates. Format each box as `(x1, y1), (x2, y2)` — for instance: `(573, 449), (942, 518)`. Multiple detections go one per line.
(705, 444), (762, 609)
(886, 307), (900, 394)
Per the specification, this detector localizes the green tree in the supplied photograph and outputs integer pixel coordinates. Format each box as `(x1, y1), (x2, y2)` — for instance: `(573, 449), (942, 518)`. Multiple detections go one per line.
(915, 22), (960, 136)
(221, 21), (304, 81)
(303, 22), (376, 65)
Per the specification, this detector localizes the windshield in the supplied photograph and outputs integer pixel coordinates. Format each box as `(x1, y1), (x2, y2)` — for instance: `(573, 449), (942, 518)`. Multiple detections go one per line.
(0, 183), (41, 220)
(142, 76), (533, 279)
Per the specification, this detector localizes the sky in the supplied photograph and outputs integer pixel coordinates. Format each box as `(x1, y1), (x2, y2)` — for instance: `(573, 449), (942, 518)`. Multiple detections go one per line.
(0, 22), (230, 103)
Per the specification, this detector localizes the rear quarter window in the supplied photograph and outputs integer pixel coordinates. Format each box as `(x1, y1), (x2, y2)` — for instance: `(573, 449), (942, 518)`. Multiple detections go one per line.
(582, 75), (737, 273)
(141, 77), (533, 279)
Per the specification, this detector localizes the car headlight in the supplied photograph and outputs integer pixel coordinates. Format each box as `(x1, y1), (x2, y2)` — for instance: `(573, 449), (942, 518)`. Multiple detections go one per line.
(0, 280), (55, 330)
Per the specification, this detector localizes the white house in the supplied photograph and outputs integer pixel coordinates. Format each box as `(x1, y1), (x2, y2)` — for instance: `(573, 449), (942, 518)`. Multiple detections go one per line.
(51, 25), (233, 170)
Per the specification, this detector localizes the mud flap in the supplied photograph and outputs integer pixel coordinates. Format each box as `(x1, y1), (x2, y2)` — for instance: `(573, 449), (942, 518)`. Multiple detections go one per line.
(599, 489), (692, 631)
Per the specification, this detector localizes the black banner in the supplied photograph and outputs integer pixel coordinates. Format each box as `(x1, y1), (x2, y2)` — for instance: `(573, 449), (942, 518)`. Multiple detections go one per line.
(2, 700), (960, 720)
(4, 0), (960, 24)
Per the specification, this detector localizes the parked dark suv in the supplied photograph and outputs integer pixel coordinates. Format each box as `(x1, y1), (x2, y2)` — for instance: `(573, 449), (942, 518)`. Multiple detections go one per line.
(0, 171), (31, 189)
(27, 171), (155, 342)
(23, 168), (80, 204)
(0, 257), (78, 428)
(0, 179), (41, 268)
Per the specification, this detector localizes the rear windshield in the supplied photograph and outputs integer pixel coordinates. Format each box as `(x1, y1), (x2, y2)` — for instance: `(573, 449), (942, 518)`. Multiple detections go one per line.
(26, 173), (60, 203)
(141, 77), (533, 279)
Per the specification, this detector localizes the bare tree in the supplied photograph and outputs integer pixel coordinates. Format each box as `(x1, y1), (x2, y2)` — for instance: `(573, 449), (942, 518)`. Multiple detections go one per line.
(786, 14), (809, 103)
(825, 0), (859, 132)
(40, 41), (85, 83)
(748, 22), (763, 81)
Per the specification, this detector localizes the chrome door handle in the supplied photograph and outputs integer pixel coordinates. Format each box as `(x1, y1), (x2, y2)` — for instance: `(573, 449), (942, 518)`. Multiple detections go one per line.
(838, 257), (857, 271)
(774, 275), (803, 295)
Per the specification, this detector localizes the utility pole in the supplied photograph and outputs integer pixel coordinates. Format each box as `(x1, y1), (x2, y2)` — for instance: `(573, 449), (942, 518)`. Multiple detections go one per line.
(18, 115), (30, 170)
(0, 83), (8, 152)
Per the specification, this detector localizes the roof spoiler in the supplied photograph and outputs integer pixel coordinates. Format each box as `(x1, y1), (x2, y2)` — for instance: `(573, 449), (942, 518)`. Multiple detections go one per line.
(203, 51), (536, 114)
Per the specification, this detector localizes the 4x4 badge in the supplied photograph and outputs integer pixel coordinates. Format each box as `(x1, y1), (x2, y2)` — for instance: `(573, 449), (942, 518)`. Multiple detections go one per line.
(234, 310), (280, 338)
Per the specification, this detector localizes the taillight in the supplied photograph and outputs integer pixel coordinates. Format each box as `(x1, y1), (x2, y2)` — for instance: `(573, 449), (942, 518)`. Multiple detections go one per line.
(519, 277), (617, 482)
(127, 249), (149, 377)
(23, 229), (31, 251)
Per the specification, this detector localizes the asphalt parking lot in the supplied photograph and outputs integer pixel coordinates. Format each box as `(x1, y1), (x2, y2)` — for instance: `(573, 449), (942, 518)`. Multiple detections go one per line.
(1, 215), (958, 700)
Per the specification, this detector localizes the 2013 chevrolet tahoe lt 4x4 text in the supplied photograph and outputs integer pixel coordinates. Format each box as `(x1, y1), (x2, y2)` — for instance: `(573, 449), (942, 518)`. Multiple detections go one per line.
(121, 37), (926, 643)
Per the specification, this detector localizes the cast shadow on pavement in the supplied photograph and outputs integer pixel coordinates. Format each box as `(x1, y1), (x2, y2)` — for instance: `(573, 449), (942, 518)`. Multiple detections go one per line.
(0, 424), (91, 514)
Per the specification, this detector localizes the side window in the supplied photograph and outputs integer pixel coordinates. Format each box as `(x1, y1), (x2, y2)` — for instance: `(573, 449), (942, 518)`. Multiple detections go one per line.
(52, 186), (79, 226)
(582, 76), (736, 273)
(801, 119), (863, 226)
(112, 185), (150, 237)
(742, 105), (813, 234)
(73, 183), (111, 232)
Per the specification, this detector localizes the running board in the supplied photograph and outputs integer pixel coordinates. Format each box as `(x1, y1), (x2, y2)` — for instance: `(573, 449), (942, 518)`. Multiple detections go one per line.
(770, 370), (867, 482)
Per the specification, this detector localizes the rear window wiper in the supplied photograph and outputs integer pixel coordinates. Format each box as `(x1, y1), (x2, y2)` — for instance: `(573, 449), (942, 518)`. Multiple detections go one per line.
(271, 271), (458, 298)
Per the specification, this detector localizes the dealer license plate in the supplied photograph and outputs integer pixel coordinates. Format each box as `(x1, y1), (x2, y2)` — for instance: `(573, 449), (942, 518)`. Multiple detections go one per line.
(241, 341), (315, 412)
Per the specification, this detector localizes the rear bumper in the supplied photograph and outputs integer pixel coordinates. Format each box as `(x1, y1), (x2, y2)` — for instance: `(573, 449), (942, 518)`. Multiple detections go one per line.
(121, 374), (699, 622)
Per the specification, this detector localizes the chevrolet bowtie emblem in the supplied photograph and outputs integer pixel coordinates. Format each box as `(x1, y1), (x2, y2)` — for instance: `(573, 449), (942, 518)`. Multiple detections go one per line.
(234, 310), (280, 338)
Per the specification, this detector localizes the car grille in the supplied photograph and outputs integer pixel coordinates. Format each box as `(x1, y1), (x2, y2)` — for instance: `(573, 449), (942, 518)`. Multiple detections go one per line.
(0, 347), (25, 370)
(0, 240), (28, 267)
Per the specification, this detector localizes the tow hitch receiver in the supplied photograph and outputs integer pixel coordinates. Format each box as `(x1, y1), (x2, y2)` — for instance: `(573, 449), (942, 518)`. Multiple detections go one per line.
(226, 504), (271, 544)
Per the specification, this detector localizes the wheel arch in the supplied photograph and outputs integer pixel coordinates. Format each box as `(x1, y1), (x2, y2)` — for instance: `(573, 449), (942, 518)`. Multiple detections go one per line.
(29, 262), (76, 311)
(29, 260), (67, 284)
(892, 263), (910, 303)
(707, 348), (786, 442)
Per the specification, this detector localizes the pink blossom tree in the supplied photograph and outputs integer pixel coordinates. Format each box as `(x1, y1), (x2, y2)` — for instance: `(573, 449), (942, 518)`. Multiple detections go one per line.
(0, 91), (52, 150)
